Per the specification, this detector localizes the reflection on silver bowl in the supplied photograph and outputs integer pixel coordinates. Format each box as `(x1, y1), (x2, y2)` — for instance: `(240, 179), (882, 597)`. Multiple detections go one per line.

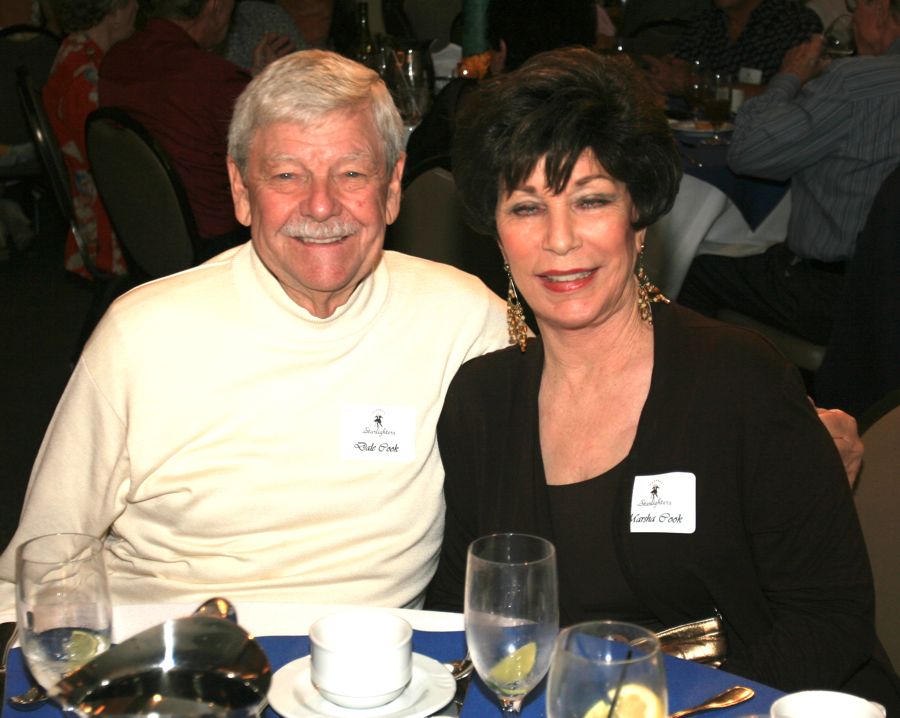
(55, 615), (271, 718)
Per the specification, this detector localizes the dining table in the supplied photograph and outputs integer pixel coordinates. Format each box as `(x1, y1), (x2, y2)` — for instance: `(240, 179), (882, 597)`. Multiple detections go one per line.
(1, 601), (784, 718)
(643, 123), (791, 299)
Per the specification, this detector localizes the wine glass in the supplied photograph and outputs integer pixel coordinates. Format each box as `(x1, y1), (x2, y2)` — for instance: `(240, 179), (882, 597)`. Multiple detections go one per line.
(546, 621), (667, 718)
(398, 47), (432, 123)
(699, 72), (732, 145)
(823, 14), (856, 58)
(371, 42), (430, 143)
(465, 533), (559, 715)
(15, 534), (112, 699)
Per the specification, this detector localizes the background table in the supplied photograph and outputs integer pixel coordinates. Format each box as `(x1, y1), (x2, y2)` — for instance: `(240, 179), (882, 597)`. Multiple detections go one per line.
(644, 135), (791, 299)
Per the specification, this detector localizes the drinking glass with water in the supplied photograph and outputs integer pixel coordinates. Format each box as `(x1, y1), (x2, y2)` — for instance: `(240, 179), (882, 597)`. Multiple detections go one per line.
(15, 533), (112, 696)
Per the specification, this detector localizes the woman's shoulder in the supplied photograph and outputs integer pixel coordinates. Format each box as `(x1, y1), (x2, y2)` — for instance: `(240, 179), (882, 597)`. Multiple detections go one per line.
(656, 303), (798, 387)
(449, 340), (541, 400)
(49, 33), (100, 76)
(440, 341), (541, 440)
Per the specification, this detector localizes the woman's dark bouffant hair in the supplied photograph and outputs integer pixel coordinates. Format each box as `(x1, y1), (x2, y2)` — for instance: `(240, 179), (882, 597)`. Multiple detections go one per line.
(452, 47), (682, 236)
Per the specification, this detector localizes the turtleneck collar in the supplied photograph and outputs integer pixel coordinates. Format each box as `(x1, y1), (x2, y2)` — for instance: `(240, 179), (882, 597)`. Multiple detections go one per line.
(232, 241), (391, 342)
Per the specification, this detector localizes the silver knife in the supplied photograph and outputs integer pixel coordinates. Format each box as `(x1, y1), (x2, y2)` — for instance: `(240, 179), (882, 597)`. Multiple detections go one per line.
(0, 622), (18, 699)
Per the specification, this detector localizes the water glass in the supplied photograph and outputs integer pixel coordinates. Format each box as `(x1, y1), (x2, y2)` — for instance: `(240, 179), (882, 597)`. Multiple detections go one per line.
(547, 621), (667, 718)
(465, 533), (559, 715)
(15, 533), (112, 695)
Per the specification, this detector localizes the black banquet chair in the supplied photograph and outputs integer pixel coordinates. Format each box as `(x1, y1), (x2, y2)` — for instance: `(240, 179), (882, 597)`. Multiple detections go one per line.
(16, 66), (131, 357)
(0, 25), (60, 166)
(385, 162), (506, 299)
(815, 164), (900, 417)
(15, 66), (111, 280)
(85, 107), (200, 281)
(1, 25), (61, 224)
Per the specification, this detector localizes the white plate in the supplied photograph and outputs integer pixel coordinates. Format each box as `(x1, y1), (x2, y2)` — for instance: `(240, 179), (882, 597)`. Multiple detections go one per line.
(269, 653), (456, 718)
(669, 119), (735, 137)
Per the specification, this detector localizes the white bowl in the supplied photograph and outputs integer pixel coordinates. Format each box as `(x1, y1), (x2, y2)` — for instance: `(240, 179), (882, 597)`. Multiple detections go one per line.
(309, 609), (412, 709)
(770, 690), (886, 718)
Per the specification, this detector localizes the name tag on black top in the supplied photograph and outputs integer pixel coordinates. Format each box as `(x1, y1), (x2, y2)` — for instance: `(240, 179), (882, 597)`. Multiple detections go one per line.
(630, 472), (696, 534)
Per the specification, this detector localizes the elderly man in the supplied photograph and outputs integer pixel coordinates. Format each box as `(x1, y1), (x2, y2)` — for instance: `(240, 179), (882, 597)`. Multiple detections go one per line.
(679, 0), (900, 345)
(99, 0), (291, 258)
(0, 51), (508, 611)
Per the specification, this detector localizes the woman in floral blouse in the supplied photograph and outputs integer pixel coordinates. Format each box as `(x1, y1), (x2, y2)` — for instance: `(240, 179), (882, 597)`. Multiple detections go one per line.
(43, 0), (137, 277)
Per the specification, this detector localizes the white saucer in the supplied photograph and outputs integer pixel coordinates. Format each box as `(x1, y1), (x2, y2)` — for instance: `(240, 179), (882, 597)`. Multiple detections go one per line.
(268, 653), (456, 718)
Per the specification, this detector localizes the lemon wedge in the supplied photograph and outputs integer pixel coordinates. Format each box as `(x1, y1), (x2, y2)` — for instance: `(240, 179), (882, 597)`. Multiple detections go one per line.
(582, 685), (663, 718)
(487, 642), (537, 693)
(65, 629), (104, 667)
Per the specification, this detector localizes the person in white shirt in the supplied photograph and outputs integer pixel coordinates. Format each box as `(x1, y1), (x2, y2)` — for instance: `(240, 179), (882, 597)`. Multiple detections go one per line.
(0, 50), (509, 611)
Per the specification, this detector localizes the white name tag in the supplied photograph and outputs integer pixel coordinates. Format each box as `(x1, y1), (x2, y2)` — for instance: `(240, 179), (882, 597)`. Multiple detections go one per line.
(737, 66), (763, 85)
(630, 472), (696, 533)
(340, 405), (415, 462)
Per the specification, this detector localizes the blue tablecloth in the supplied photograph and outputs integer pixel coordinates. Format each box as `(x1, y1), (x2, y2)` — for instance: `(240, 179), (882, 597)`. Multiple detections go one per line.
(2, 630), (783, 718)
(675, 136), (788, 231)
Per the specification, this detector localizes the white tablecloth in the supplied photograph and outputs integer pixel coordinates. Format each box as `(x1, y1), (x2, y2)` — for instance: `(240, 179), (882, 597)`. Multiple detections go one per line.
(644, 174), (791, 298)
(0, 602), (462, 644)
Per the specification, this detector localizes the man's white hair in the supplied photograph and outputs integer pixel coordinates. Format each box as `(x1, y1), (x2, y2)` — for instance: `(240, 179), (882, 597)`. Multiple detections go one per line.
(228, 50), (405, 177)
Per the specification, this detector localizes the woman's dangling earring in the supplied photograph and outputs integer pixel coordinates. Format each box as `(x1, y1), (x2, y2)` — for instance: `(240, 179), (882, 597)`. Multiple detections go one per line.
(505, 264), (528, 352)
(636, 247), (669, 324)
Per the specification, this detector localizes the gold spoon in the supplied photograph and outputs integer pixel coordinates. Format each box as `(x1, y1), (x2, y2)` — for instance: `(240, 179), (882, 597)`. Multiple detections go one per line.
(669, 685), (755, 718)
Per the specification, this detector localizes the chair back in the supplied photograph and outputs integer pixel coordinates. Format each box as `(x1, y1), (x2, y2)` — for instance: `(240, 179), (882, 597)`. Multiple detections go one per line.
(854, 392), (900, 669)
(0, 25), (59, 147)
(15, 65), (108, 279)
(716, 308), (825, 372)
(385, 164), (507, 300)
(85, 108), (199, 279)
(816, 164), (900, 417)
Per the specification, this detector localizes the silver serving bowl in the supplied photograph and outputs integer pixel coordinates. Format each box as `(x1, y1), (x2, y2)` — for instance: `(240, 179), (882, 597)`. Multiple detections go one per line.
(55, 611), (270, 718)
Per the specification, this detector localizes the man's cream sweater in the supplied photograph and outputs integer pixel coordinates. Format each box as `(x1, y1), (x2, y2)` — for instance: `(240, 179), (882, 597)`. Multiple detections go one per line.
(0, 244), (508, 611)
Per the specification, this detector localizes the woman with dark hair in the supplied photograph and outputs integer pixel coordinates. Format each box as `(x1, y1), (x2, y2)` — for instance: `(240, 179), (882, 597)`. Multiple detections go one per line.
(426, 47), (899, 708)
(43, 0), (137, 277)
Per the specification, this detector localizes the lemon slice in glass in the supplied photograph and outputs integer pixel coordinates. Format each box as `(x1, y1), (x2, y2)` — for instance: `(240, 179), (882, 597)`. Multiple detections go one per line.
(583, 685), (662, 718)
(65, 629), (103, 667)
(583, 698), (612, 718)
(488, 642), (537, 693)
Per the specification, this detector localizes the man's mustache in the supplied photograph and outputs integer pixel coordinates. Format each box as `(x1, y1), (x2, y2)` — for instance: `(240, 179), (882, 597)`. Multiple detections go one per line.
(280, 220), (361, 239)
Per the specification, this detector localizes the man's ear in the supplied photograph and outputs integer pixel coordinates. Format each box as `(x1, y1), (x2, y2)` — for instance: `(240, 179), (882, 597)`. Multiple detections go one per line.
(384, 153), (406, 226)
(227, 156), (252, 227)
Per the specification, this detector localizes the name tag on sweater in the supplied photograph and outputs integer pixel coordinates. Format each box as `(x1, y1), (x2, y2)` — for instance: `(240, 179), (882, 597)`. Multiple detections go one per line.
(340, 404), (415, 461)
(630, 472), (696, 533)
